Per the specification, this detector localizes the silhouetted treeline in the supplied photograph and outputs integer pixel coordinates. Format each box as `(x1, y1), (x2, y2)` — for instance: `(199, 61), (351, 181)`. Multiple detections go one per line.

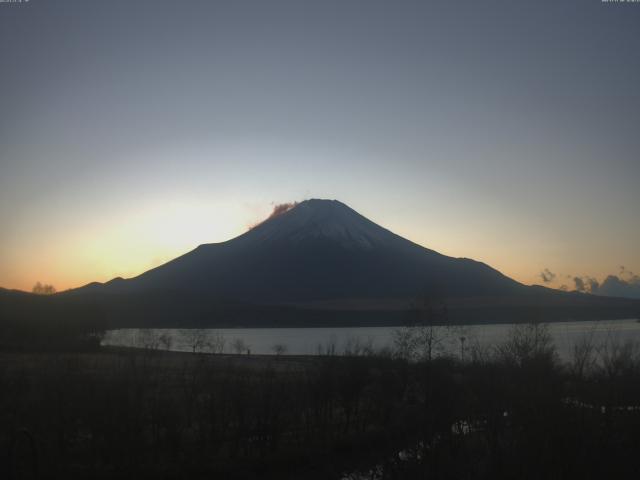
(2, 331), (640, 479)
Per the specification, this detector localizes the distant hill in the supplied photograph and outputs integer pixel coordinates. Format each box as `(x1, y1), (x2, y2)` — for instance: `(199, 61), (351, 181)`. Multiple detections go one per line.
(0, 287), (106, 350)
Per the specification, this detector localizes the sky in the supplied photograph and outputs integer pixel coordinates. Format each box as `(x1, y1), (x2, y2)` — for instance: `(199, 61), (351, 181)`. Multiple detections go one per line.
(1, 0), (639, 294)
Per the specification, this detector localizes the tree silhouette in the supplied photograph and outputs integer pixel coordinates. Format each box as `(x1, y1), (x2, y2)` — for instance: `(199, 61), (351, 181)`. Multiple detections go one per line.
(32, 282), (56, 295)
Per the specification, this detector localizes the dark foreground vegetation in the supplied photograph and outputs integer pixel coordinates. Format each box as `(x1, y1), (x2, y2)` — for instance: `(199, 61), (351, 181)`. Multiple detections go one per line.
(2, 324), (640, 479)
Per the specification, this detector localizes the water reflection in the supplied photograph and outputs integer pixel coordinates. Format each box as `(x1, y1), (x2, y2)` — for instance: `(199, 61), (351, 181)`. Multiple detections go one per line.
(102, 319), (640, 361)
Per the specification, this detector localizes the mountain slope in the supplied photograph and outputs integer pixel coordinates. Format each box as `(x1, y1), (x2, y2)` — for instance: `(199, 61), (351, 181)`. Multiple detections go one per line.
(76, 199), (524, 302)
(56, 199), (639, 327)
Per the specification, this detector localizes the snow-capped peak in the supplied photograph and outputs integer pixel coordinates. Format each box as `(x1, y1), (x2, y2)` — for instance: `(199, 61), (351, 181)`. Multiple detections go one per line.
(245, 199), (399, 249)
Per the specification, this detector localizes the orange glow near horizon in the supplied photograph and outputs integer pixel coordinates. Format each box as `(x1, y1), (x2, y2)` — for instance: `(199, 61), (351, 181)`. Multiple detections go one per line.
(1, 200), (266, 292)
(1, 200), (636, 294)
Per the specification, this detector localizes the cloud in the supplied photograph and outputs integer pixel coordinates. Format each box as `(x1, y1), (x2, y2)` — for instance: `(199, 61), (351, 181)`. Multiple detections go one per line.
(570, 268), (640, 299)
(586, 277), (600, 292)
(619, 265), (640, 282)
(248, 202), (298, 230)
(539, 268), (556, 283)
(538, 266), (640, 299)
(595, 273), (640, 299)
(266, 202), (298, 221)
(573, 276), (600, 293)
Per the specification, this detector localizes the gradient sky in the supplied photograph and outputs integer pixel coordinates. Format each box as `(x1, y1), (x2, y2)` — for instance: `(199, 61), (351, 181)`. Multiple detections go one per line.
(1, 0), (639, 292)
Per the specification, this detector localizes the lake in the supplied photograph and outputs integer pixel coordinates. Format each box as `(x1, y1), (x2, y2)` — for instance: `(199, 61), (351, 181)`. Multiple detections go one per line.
(102, 318), (640, 361)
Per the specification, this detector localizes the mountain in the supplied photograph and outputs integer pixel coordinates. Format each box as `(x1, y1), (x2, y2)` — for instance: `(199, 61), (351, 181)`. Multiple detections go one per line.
(73, 199), (524, 301)
(55, 199), (639, 327)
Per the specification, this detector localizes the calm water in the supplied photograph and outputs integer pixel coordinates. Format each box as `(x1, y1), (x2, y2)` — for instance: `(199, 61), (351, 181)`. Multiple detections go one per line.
(102, 319), (640, 361)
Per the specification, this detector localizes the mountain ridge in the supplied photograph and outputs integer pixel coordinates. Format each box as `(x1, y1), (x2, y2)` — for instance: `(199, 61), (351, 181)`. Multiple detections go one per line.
(69, 198), (524, 302)
(47, 199), (639, 327)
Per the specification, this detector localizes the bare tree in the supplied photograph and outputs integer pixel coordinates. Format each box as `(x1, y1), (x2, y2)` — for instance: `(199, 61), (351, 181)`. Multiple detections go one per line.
(158, 332), (173, 351)
(207, 332), (227, 353)
(570, 331), (597, 378)
(136, 329), (160, 351)
(496, 322), (556, 367)
(232, 338), (248, 354)
(392, 325), (420, 360)
(343, 336), (375, 357)
(316, 335), (338, 356)
(32, 282), (56, 295)
(597, 336), (640, 379)
(393, 295), (451, 361)
(272, 343), (288, 356)
(187, 329), (208, 354)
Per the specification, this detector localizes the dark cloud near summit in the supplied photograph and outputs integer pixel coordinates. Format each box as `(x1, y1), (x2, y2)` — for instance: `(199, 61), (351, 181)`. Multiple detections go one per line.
(249, 202), (299, 230)
(266, 202), (299, 221)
